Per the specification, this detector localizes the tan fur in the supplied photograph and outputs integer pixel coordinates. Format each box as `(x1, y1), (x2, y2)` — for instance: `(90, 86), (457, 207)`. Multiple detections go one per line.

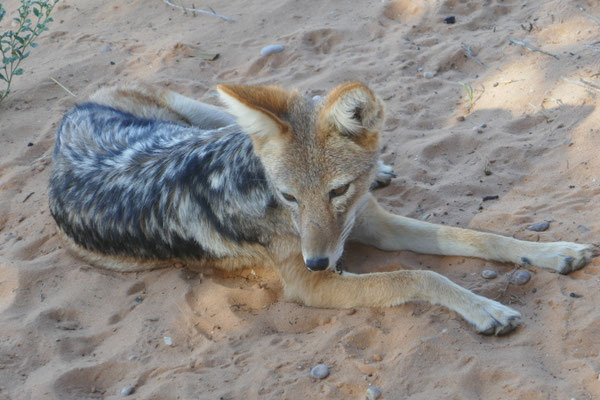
(67, 82), (598, 335)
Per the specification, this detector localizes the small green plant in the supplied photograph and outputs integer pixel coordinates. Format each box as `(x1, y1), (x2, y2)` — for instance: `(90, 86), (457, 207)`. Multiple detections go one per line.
(459, 81), (475, 111)
(0, 0), (58, 103)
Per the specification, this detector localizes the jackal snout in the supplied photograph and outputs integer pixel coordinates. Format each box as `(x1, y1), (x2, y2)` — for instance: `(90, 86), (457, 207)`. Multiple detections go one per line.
(218, 81), (384, 271)
(299, 204), (345, 271)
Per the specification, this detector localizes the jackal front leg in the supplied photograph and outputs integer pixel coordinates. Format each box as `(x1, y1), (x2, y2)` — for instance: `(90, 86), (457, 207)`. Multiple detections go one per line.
(351, 195), (597, 274)
(279, 256), (521, 335)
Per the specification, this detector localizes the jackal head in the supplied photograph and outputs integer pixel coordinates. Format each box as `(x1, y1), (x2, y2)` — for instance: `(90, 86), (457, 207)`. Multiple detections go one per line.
(218, 82), (384, 271)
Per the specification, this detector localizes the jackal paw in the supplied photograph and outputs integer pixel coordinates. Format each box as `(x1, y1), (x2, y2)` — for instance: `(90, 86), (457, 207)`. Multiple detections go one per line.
(519, 242), (598, 275)
(467, 298), (521, 336)
(371, 160), (396, 190)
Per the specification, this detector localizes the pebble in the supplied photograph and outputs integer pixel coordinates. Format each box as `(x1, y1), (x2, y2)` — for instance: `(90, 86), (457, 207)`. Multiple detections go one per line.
(472, 123), (487, 133)
(577, 224), (591, 232)
(443, 16), (456, 24)
(102, 44), (112, 52)
(569, 292), (583, 298)
(481, 270), (497, 279)
(312, 95), (322, 103)
(456, 115), (465, 122)
(527, 222), (550, 232)
(163, 336), (173, 346)
(310, 364), (330, 379)
(128, 354), (137, 361)
(423, 71), (435, 79)
(121, 386), (135, 396)
(509, 270), (531, 285)
(366, 386), (382, 400)
(260, 44), (284, 56)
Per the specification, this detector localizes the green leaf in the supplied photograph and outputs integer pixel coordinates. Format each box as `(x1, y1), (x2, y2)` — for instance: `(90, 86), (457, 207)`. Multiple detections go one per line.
(14, 68), (24, 75)
(14, 35), (25, 45)
(0, 72), (6, 82)
(30, 42), (38, 48)
(33, 7), (40, 17)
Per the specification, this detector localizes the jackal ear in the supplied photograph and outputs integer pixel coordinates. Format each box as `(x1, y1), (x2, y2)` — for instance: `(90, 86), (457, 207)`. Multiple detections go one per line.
(217, 84), (290, 142)
(321, 82), (384, 137)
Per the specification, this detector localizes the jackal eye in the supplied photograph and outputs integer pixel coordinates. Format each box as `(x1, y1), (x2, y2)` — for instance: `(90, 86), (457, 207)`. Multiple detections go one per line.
(281, 192), (297, 203)
(329, 183), (350, 199)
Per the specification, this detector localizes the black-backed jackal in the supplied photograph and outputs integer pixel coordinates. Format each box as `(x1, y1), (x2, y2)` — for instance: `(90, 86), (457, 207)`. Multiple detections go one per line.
(49, 82), (597, 335)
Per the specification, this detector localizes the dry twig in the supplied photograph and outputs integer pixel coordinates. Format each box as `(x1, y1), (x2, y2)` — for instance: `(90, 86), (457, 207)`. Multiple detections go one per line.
(583, 14), (600, 25)
(163, 0), (235, 21)
(461, 44), (486, 68)
(508, 36), (559, 60)
(562, 77), (600, 93)
(50, 77), (76, 97)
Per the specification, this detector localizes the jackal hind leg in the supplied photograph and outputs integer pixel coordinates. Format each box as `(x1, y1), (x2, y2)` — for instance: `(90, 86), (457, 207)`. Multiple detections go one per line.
(90, 83), (235, 129)
(279, 256), (520, 335)
(351, 195), (598, 274)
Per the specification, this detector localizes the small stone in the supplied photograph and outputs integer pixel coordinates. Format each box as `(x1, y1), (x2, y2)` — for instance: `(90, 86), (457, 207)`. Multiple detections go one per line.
(481, 270), (497, 279)
(456, 115), (465, 122)
(544, 217), (554, 222)
(121, 386), (135, 396)
(312, 95), (322, 103)
(372, 354), (383, 362)
(443, 16), (456, 24)
(366, 386), (382, 400)
(102, 44), (112, 52)
(260, 44), (284, 56)
(423, 71), (435, 79)
(577, 225), (591, 232)
(27, 142), (34, 147)
(569, 292), (583, 298)
(527, 222), (550, 232)
(480, 123), (487, 128)
(163, 336), (173, 346)
(493, 82), (499, 87)
(509, 270), (531, 286)
(128, 354), (137, 361)
(310, 364), (329, 379)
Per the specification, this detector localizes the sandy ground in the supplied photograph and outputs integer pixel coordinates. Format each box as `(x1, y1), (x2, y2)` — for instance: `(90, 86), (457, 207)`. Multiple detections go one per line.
(1, 0), (600, 398)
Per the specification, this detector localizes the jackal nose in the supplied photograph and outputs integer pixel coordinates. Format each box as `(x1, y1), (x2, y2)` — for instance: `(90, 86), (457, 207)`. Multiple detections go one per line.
(305, 257), (330, 271)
